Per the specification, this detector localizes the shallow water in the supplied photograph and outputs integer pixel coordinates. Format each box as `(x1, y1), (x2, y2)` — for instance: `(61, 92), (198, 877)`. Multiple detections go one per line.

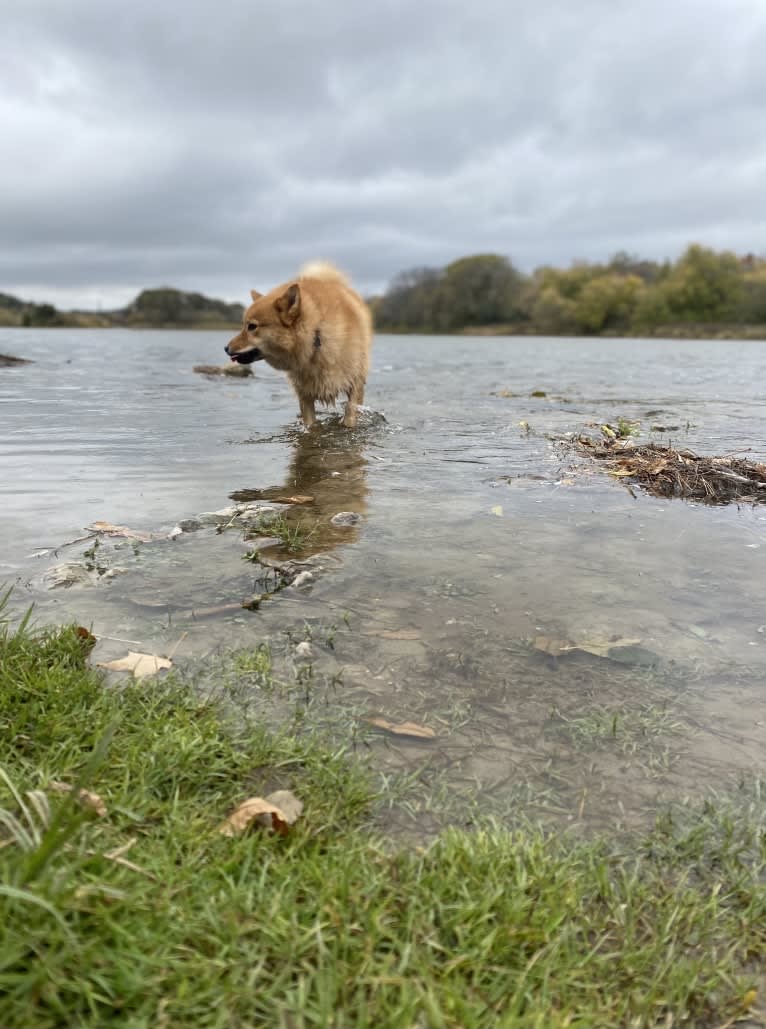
(2, 328), (765, 834)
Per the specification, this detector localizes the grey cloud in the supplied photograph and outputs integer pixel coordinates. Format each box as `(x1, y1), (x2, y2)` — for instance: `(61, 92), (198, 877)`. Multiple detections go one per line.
(1, 0), (765, 307)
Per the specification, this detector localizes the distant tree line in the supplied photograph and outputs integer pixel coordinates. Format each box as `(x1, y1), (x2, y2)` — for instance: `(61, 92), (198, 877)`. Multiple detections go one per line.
(0, 288), (244, 330)
(370, 247), (766, 337)
(4, 247), (766, 336)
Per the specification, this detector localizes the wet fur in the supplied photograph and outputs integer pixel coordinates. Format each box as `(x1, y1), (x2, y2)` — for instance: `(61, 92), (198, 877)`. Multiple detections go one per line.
(226, 262), (372, 428)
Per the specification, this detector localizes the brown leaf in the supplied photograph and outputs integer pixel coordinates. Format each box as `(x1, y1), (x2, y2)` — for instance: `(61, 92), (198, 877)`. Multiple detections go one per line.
(219, 790), (303, 837)
(534, 635), (643, 660)
(573, 637), (642, 658)
(366, 717), (437, 739)
(87, 521), (161, 542)
(533, 636), (576, 658)
(76, 626), (97, 651)
(269, 495), (314, 505)
(49, 780), (107, 817)
(97, 651), (173, 679)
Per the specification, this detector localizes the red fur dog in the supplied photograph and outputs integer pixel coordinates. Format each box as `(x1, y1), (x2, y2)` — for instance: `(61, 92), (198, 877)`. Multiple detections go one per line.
(226, 261), (372, 427)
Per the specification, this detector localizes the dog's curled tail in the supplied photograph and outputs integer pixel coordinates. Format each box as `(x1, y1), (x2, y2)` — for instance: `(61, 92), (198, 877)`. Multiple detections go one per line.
(300, 260), (351, 287)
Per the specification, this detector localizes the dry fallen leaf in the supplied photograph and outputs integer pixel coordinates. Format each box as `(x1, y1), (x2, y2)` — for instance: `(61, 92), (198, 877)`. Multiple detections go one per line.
(742, 988), (758, 1011)
(269, 495), (314, 505)
(76, 626), (97, 651)
(87, 521), (162, 542)
(97, 651), (173, 679)
(366, 717), (437, 739)
(533, 635), (643, 660)
(49, 780), (107, 817)
(573, 637), (642, 658)
(219, 790), (303, 837)
(533, 636), (576, 658)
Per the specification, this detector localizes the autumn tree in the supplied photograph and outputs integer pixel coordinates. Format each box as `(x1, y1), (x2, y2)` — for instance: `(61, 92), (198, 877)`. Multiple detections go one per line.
(661, 244), (743, 321)
(434, 255), (525, 330)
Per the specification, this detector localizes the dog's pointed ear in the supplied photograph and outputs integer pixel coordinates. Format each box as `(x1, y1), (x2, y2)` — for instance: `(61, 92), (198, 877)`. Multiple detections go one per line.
(275, 283), (301, 325)
(250, 289), (263, 302)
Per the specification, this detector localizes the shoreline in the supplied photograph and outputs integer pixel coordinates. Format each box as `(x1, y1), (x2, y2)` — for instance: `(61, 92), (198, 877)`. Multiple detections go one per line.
(2, 613), (764, 1028)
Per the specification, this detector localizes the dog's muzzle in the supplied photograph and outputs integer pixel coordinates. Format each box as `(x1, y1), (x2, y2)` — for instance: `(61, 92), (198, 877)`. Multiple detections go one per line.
(225, 344), (264, 365)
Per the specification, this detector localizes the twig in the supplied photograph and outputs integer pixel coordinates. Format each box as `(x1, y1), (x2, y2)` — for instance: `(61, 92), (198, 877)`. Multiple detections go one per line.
(166, 631), (188, 661)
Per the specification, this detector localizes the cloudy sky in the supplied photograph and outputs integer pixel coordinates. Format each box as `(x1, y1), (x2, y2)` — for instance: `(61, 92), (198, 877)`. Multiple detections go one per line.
(2, 0), (765, 309)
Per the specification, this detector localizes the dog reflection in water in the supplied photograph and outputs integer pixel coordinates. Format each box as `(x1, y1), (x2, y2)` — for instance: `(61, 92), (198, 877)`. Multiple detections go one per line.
(230, 430), (368, 560)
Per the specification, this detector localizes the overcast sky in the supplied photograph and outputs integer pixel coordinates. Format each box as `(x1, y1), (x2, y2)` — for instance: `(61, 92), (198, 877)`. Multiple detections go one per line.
(1, 0), (765, 309)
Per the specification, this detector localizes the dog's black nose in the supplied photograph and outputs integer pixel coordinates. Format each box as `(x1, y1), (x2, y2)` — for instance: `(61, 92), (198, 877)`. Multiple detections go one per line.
(224, 344), (231, 355)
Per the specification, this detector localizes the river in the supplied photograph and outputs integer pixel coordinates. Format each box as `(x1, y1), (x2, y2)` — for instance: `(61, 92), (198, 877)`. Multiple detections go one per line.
(2, 328), (765, 834)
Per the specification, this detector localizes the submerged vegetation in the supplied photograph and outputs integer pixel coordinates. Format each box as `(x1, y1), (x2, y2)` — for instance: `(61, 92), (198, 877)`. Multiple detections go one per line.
(1, 608), (765, 1028)
(371, 245), (766, 337)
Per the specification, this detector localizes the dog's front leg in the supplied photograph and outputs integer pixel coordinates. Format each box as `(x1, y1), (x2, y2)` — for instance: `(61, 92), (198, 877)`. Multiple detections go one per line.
(299, 395), (316, 428)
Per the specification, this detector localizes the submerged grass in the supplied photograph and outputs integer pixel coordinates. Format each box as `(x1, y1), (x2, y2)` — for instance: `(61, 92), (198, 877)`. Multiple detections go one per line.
(1, 605), (765, 1028)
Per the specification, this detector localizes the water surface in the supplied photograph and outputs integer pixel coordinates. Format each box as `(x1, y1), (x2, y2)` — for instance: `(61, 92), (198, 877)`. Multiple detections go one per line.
(2, 328), (765, 835)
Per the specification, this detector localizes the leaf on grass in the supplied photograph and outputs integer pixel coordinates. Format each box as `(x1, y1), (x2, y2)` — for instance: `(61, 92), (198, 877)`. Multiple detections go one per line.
(49, 781), (107, 817)
(366, 717), (437, 739)
(97, 651), (173, 679)
(219, 790), (303, 837)
(87, 521), (161, 542)
(76, 626), (97, 651)
(742, 988), (758, 1011)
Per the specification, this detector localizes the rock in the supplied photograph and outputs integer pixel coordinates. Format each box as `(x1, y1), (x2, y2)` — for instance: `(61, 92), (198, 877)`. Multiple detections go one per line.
(100, 568), (127, 580)
(330, 511), (362, 527)
(197, 506), (240, 525)
(238, 504), (281, 528)
(291, 571), (314, 588)
(294, 641), (314, 660)
(0, 353), (32, 367)
(193, 364), (253, 377)
(43, 563), (94, 589)
(177, 517), (205, 532)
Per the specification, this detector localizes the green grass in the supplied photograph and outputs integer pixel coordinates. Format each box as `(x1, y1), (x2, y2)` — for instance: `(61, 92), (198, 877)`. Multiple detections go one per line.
(244, 514), (319, 556)
(1, 607), (765, 1028)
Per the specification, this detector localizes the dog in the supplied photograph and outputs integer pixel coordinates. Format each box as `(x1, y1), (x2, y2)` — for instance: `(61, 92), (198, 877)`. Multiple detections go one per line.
(225, 261), (372, 428)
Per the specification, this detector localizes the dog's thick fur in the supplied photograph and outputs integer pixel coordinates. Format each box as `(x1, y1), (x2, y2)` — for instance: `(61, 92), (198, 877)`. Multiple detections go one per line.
(225, 261), (372, 428)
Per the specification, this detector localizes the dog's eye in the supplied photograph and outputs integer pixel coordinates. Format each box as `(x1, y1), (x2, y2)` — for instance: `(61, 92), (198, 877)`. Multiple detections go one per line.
(247, 321), (258, 332)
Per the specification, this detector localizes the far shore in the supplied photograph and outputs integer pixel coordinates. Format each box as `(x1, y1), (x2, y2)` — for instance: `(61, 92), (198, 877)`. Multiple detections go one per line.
(3, 324), (766, 339)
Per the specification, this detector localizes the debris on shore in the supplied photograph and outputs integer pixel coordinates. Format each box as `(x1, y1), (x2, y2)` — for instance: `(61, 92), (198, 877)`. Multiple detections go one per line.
(571, 426), (766, 504)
